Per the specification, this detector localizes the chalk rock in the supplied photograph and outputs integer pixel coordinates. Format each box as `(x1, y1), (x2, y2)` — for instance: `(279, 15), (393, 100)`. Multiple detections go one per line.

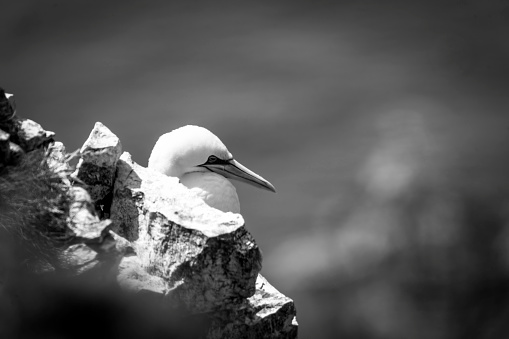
(207, 274), (299, 339)
(110, 152), (262, 313)
(73, 122), (122, 208)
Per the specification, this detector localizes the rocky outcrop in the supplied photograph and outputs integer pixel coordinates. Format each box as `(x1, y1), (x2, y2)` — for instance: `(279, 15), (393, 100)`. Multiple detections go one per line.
(108, 146), (297, 337)
(111, 152), (261, 311)
(0, 88), (298, 338)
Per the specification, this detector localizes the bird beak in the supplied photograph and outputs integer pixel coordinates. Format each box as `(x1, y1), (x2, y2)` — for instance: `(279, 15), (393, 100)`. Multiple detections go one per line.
(203, 159), (276, 193)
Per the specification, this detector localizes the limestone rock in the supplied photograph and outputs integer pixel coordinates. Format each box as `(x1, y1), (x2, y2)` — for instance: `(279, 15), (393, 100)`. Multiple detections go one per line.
(73, 122), (122, 208)
(110, 152), (262, 313)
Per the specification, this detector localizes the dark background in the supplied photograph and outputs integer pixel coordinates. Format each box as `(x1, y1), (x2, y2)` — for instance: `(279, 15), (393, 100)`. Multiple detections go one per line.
(2, 1), (509, 338)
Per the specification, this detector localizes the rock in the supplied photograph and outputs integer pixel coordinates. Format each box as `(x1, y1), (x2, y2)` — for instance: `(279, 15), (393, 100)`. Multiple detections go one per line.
(73, 122), (122, 210)
(117, 255), (167, 295)
(109, 229), (135, 255)
(47, 141), (69, 171)
(62, 243), (102, 274)
(110, 152), (262, 313)
(62, 186), (122, 277)
(110, 152), (297, 337)
(0, 91), (54, 164)
(67, 186), (112, 241)
(0, 91), (53, 161)
(46, 141), (73, 186)
(0, 90), (297, 337)
(15, 118), (55, 151)
(207, 274), (299, 339)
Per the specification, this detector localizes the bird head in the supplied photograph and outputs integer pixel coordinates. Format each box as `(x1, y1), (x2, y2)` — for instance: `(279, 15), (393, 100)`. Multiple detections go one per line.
(148, 125), (276, 192)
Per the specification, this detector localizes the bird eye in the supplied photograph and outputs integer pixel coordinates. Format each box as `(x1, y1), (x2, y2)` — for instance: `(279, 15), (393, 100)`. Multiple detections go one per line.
(208, 155), (218, 163)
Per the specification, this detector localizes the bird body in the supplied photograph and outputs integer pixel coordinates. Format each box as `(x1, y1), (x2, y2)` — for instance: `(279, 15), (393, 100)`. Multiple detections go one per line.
(180, 171), (240, 213)
(148, 125), (275, 213)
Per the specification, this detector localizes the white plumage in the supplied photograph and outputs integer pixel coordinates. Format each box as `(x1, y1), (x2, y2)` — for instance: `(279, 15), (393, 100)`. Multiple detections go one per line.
(148, 125), (275, 213)
(180, 172), (241, 213)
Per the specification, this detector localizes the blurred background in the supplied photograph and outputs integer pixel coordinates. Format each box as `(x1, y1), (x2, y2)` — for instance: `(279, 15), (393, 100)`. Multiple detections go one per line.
(2, 1), (509, 338)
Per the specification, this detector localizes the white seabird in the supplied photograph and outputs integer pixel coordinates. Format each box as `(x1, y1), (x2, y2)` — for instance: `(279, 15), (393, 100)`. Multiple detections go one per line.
(148, 125), (275, 213)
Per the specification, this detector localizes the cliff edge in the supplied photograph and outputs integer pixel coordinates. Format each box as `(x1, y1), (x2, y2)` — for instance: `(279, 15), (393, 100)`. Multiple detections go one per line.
(0, 88), (297, 339)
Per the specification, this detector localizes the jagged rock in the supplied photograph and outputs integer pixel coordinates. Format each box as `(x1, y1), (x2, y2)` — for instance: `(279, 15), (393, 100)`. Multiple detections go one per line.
(46, 141), (72, 185)
(47, 141), (69, 172)
(0, 91), (53, 164)
(67, 186), (112, 241)
(250, 275), (298, 337)
(207, 274), (298, 339)
(110, 152), (262, 313)
(15, 118), (55, 151)
(73, 122), (122, 209)
(110, 152), (298, 337)
(0, 91), (297, 338)
(62, 186), (122, 277)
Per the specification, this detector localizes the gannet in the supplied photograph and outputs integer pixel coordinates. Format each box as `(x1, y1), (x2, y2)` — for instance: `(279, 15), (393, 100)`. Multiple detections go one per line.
(148, 125), (275, 213)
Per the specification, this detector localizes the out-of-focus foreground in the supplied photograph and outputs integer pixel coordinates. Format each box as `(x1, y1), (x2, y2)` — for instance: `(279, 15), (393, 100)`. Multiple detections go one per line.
(2, 1), (509, 338)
